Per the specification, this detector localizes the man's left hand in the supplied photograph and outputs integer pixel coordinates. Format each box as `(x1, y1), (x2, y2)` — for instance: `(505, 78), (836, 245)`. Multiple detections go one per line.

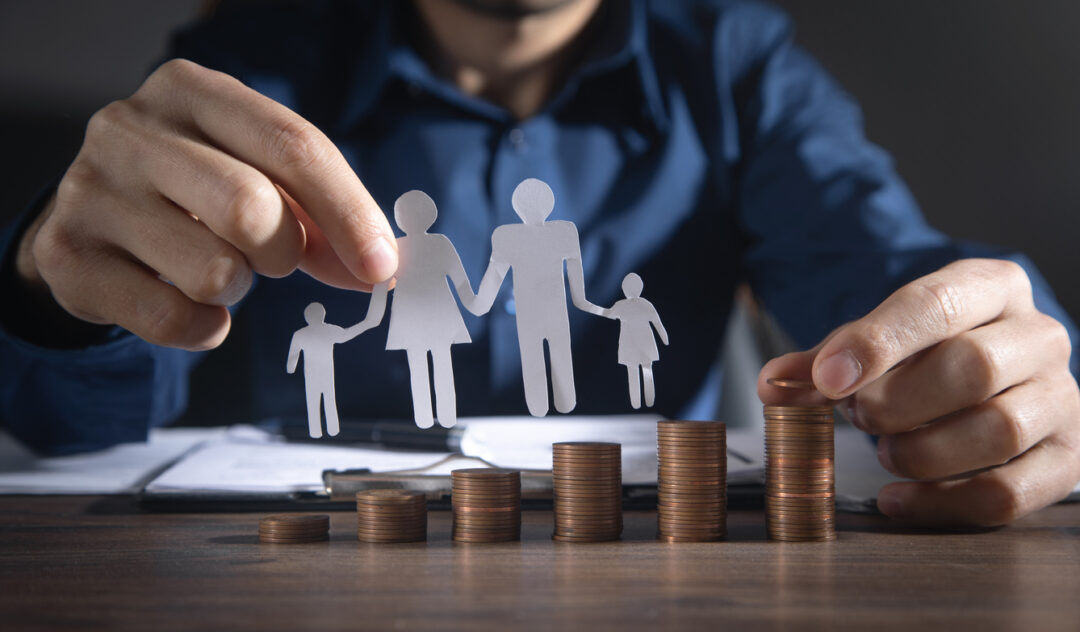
(758, 258), (1080, 527)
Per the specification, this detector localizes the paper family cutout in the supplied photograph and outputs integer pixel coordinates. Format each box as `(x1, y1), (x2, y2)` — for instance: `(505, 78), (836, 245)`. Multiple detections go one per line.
(287, 179), (668, 438)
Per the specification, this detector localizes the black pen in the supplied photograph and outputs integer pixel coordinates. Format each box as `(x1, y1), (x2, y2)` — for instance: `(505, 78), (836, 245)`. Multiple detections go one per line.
(265, 417), (459, 452)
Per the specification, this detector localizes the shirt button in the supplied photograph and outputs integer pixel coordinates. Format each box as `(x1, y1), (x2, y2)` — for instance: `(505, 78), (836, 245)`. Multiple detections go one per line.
(508, 128), (526, 150)
(504, 299), (516, 315)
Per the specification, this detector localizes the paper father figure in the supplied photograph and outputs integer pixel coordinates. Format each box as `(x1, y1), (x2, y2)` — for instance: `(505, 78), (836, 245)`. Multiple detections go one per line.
(471, 178), (605, 416)
(358, 190), (478, 429)
(601, 273), (669, 408)
(287, 302), (376, 438)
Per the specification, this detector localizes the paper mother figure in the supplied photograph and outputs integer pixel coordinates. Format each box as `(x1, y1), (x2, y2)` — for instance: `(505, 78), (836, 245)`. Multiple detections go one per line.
(357, 190), (478, 429)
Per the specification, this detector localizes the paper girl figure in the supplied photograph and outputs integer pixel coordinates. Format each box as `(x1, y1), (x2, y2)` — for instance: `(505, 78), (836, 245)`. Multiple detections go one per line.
(287, 302), (377, 438)
(358, 190), (477, 429)
(602, 273), (669, 409)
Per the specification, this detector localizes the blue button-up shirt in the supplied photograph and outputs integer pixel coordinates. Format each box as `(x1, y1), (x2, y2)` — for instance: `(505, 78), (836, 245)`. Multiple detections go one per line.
(2, 0), (1076, 454)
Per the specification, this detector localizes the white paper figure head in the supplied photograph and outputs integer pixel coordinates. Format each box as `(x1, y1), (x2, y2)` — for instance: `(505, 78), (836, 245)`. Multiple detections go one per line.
(511, 178), (555, 225)
(304, 302), (326, 324)
(394, 190), (438, 235)
(621, 273), (643, 299)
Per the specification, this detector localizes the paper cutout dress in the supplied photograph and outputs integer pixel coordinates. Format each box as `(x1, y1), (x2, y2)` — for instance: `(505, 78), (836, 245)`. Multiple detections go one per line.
(359, 190), (478, 429)
(603, 273), (669, 409)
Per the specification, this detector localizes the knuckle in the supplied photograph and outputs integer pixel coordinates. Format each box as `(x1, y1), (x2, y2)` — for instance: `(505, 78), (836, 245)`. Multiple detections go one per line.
(1040, 314), (1072, 364)
(194, 249), (250, 305)
(912, 280), (965, 332)
(153, 58), (202, 89)
(31, 219), (80, 281)
(853, 321), (900, 364)
(267, 118), (328, 171)
(958, 334), (1003, 396)
(54, 162), (98, 210)
(998, 260), (1032, 295)
(988, 397), (1028, 462)
(142, 293), (193, 346)
(221, 176), (277, 241)
(975, 472), (1026, 526)
(85, 100), (136, 142)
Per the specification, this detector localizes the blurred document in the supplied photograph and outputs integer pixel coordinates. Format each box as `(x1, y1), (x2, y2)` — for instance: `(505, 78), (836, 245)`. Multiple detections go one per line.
(0, 427), (219, 494)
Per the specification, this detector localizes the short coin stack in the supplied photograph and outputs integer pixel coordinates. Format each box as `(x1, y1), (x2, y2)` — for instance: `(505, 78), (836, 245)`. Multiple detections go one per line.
(552, 442), (622, 542)
(258, 514), (330, 544)
(764, 404), (836, 541)
(355, 489), (428, 543)
(656, 421), (728, 542)
(451, 469), (521, 543)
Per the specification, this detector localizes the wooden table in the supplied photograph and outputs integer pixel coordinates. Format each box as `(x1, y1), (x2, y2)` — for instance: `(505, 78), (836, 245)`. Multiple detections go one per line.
(2, 497), (1079, 631)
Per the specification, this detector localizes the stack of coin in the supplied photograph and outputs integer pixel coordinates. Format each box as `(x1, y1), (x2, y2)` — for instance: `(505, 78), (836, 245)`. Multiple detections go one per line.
(656, 421), (727, 542)
(764, 404), (836, 541)
(552, 442), (622, 542)
(258, 514), (330, 544)
(451, 469), (521, 543)
(355, 489), (428, 543)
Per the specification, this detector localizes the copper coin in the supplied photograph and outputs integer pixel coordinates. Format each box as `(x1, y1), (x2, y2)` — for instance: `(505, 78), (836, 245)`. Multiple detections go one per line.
(260, 514), (329, 526)
(356, 489), (425, 501)
(451, 467), (520, 477)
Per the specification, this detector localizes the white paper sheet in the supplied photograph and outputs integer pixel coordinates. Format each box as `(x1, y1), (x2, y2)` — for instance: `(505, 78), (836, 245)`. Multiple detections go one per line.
(0, 427), (220, 494)
(145, 432), (451, 494)
(457, 415), (762, 486)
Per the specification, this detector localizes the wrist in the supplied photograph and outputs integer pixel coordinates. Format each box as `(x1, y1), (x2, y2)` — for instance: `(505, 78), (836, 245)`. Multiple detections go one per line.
(1, 192), (115, 348)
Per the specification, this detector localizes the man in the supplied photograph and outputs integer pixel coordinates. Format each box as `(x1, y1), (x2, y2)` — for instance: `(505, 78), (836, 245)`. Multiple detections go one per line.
(1, 0), (1077, 527)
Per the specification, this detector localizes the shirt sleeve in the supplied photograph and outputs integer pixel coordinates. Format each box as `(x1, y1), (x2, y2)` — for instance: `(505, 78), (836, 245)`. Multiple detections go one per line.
(726, 5), (1079, 379)
(0, 188), (203, 456)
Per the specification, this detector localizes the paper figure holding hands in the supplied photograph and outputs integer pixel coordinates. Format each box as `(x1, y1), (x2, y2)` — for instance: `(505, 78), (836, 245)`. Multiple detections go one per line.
(358, 190), (477, 429)
(471, 178), (604, 416)
(601, 273), (669, 409)
(287, 302), (378, 438)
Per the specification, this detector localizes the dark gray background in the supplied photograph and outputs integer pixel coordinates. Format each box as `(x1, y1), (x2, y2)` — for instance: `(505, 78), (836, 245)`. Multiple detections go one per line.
(3, 0), (1077, 322)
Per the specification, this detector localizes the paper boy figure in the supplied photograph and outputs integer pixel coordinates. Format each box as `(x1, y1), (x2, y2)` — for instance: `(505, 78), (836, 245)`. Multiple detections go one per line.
(601, 273), (669, 409)
(287, 302), (375, 438)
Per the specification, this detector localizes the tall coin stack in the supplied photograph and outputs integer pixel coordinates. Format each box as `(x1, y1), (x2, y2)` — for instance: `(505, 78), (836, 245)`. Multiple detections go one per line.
(656, 421), (728, 542)
(356, 489), (428, 543)
(552, 442), (623, 542)
(258, 514), (330, 544)
(764, 404), (836, 541)
(451, 468), (522, 543)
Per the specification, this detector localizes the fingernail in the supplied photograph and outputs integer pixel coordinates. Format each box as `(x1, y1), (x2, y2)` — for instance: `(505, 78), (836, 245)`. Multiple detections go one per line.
(876, 436), (899, 475)
(817, 350), (861, 395)
(361, 236), (398, 282)
(877, 488), (905, 518)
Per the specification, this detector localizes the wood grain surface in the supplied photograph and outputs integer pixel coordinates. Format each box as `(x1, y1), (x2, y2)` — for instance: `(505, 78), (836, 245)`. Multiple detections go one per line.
(2, 497), (1079, 631)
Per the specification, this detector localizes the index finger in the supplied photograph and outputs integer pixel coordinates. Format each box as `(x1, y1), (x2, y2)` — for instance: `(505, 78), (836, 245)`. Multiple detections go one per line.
(811, 258), (1032, 399)
(147, 59), (398, 284)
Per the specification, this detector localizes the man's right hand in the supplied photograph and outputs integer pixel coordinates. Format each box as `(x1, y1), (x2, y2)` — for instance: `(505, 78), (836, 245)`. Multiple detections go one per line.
(14, 59), (398, 351)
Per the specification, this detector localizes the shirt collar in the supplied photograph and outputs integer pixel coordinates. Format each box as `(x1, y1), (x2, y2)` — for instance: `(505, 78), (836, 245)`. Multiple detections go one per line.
(335, 0), (669, 134)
